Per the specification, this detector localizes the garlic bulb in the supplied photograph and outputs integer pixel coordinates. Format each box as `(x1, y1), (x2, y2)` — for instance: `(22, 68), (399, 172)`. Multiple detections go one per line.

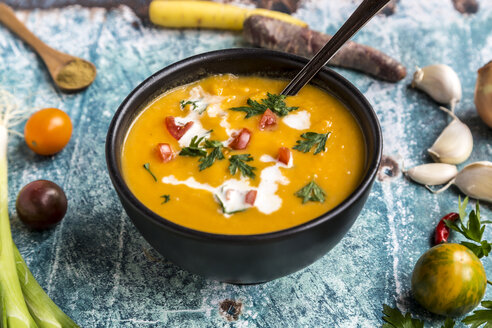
(428, 107), (473, 164)
(404, 163), (458, 186)
(430, 161), (492, 203)
(412, 64), (462, 110)
(474, 61), (492, 128)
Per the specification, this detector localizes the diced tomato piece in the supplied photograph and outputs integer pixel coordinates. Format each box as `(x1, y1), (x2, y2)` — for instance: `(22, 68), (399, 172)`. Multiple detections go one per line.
(277, 147), (291, 165)
(229, 128), (251, 150)
(259, 108), (277, 130)
(245, 190), (257, 206)
(165, 116), (194, 140)
(156, 143), (174, 163)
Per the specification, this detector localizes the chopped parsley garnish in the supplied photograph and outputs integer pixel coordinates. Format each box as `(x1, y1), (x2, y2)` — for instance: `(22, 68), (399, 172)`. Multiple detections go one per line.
(230, 93), (298, 118)
(228, 154), (256, 179)
(215, 195), (246, 215)
(445, 197), (492, 258)
(199, 139), (225, 171)
(295, 181), (326, 204)
(180, 100), (198, 111)
(180, 99), (207, 114)
(179, 136), (207, 157)
(161, 194), (170, 204)
(143, 163), (157, 182)
(179, 136), (225, 171)
(293, 132), (331, 155)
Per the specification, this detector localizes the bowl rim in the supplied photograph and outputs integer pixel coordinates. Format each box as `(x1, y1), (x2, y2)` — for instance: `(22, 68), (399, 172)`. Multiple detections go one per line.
(106, 48), (382, 243)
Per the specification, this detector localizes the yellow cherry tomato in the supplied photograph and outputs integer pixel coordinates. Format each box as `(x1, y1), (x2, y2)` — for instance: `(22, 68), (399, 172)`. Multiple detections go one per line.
(24, 108), (72, 155)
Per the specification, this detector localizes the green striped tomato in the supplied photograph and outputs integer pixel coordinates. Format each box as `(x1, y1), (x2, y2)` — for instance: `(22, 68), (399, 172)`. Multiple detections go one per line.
(411, 243), (487, 317)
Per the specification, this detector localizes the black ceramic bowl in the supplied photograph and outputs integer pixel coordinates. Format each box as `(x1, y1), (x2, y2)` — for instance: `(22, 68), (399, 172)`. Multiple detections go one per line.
(106, 48), (382, 284)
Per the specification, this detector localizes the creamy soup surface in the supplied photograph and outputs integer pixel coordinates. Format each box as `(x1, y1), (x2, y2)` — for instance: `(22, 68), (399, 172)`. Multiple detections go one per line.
(122, 74), (366, 234)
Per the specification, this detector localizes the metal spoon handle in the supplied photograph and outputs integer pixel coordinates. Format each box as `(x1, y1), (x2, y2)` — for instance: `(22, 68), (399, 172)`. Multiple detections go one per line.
(281, 0), (391, 96)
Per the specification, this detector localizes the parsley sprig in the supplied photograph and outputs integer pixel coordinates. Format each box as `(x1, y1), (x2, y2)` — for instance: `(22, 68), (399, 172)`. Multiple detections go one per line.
(445, 197), (492, 258)
(161, 194), (170, 204)
(199, 140), (225, 171)
(295, 181), (326, 204)
(228, 154), (256, 179)
(143, 163), (157, 182)
(293, 132), (331, 155)
(179, 136), (225, 171)
(230, 93), (298, 118)
(180, 99), (208, 114)
(179, 136), (207, 157)
(180, 100), (198, 111)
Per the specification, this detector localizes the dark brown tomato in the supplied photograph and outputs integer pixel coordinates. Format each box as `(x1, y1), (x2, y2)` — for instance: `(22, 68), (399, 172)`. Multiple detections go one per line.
(16, 180), (68, 230)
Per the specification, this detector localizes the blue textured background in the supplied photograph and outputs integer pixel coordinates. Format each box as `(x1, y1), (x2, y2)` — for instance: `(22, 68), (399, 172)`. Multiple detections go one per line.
(0, 1), (491, 327)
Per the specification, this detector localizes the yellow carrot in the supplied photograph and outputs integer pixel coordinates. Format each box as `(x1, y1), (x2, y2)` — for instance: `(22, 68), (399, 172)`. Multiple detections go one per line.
(149, 0), (308, 30)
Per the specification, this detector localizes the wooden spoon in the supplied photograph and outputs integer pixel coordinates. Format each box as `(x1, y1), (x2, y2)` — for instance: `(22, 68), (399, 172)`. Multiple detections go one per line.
(0, 3), (96, 92)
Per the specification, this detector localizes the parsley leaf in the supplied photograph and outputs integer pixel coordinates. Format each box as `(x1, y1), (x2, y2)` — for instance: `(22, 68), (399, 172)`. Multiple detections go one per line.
(180, 99), (208, 114)
(161, 194), (170, 204)
(295, 181), (326, 204)
(293, 132), (331, 155)
(143, 163), (157, 182)
(228, 154), (256, 179)
(198, 140), (225, 171)
(180, 100), (198, 111)
(261, 93), (298, 116)
(229, 93), (298, 118)
(445, 197), (491, 258)
(230, 98), (266, 118)
(381, 304), (425, 328)
(462, 300), (492, 328)
(179, 136), (207, 157)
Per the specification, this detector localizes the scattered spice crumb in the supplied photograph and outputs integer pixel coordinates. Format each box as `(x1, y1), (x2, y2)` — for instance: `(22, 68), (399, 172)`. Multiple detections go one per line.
(380, 0), (398, 16)
(452, 0), (479, 14)
(377, 155), (400, 182)
(219, 299), (243, 321)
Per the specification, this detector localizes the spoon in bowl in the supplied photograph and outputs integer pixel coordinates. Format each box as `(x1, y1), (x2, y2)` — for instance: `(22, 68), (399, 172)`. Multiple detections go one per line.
(0, 3), (96, 92)
(281, 0), (391, 96)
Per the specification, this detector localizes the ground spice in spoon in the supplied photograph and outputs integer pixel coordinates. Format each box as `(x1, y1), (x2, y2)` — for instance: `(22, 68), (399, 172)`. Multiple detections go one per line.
(55, 59), (96, 90)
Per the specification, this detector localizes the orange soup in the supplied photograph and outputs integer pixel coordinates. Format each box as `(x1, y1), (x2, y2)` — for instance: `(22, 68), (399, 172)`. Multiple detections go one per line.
(121, 75), (365, 234)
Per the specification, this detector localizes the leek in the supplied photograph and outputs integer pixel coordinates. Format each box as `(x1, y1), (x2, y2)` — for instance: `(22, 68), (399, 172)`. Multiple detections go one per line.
(0, 105), (37, 327)
(14, 246), (79, 328)
(0, 90), (78, 327)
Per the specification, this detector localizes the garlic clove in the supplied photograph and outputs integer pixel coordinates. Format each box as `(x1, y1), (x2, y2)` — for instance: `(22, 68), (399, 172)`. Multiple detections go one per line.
(474, 61), (492, 128)
(454, 161), (492, 203)
(427, 107), (473, 165)
(412, 64), (462, 110)
(404, 163), (458, 185)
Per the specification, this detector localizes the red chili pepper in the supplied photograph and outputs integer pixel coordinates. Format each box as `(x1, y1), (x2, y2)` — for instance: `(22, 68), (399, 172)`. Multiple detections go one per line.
(434, 212), (459, 245)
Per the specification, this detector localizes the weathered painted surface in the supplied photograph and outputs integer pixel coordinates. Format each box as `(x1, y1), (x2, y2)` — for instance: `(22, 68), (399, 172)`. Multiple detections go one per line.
(0, 1), (491, 327)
